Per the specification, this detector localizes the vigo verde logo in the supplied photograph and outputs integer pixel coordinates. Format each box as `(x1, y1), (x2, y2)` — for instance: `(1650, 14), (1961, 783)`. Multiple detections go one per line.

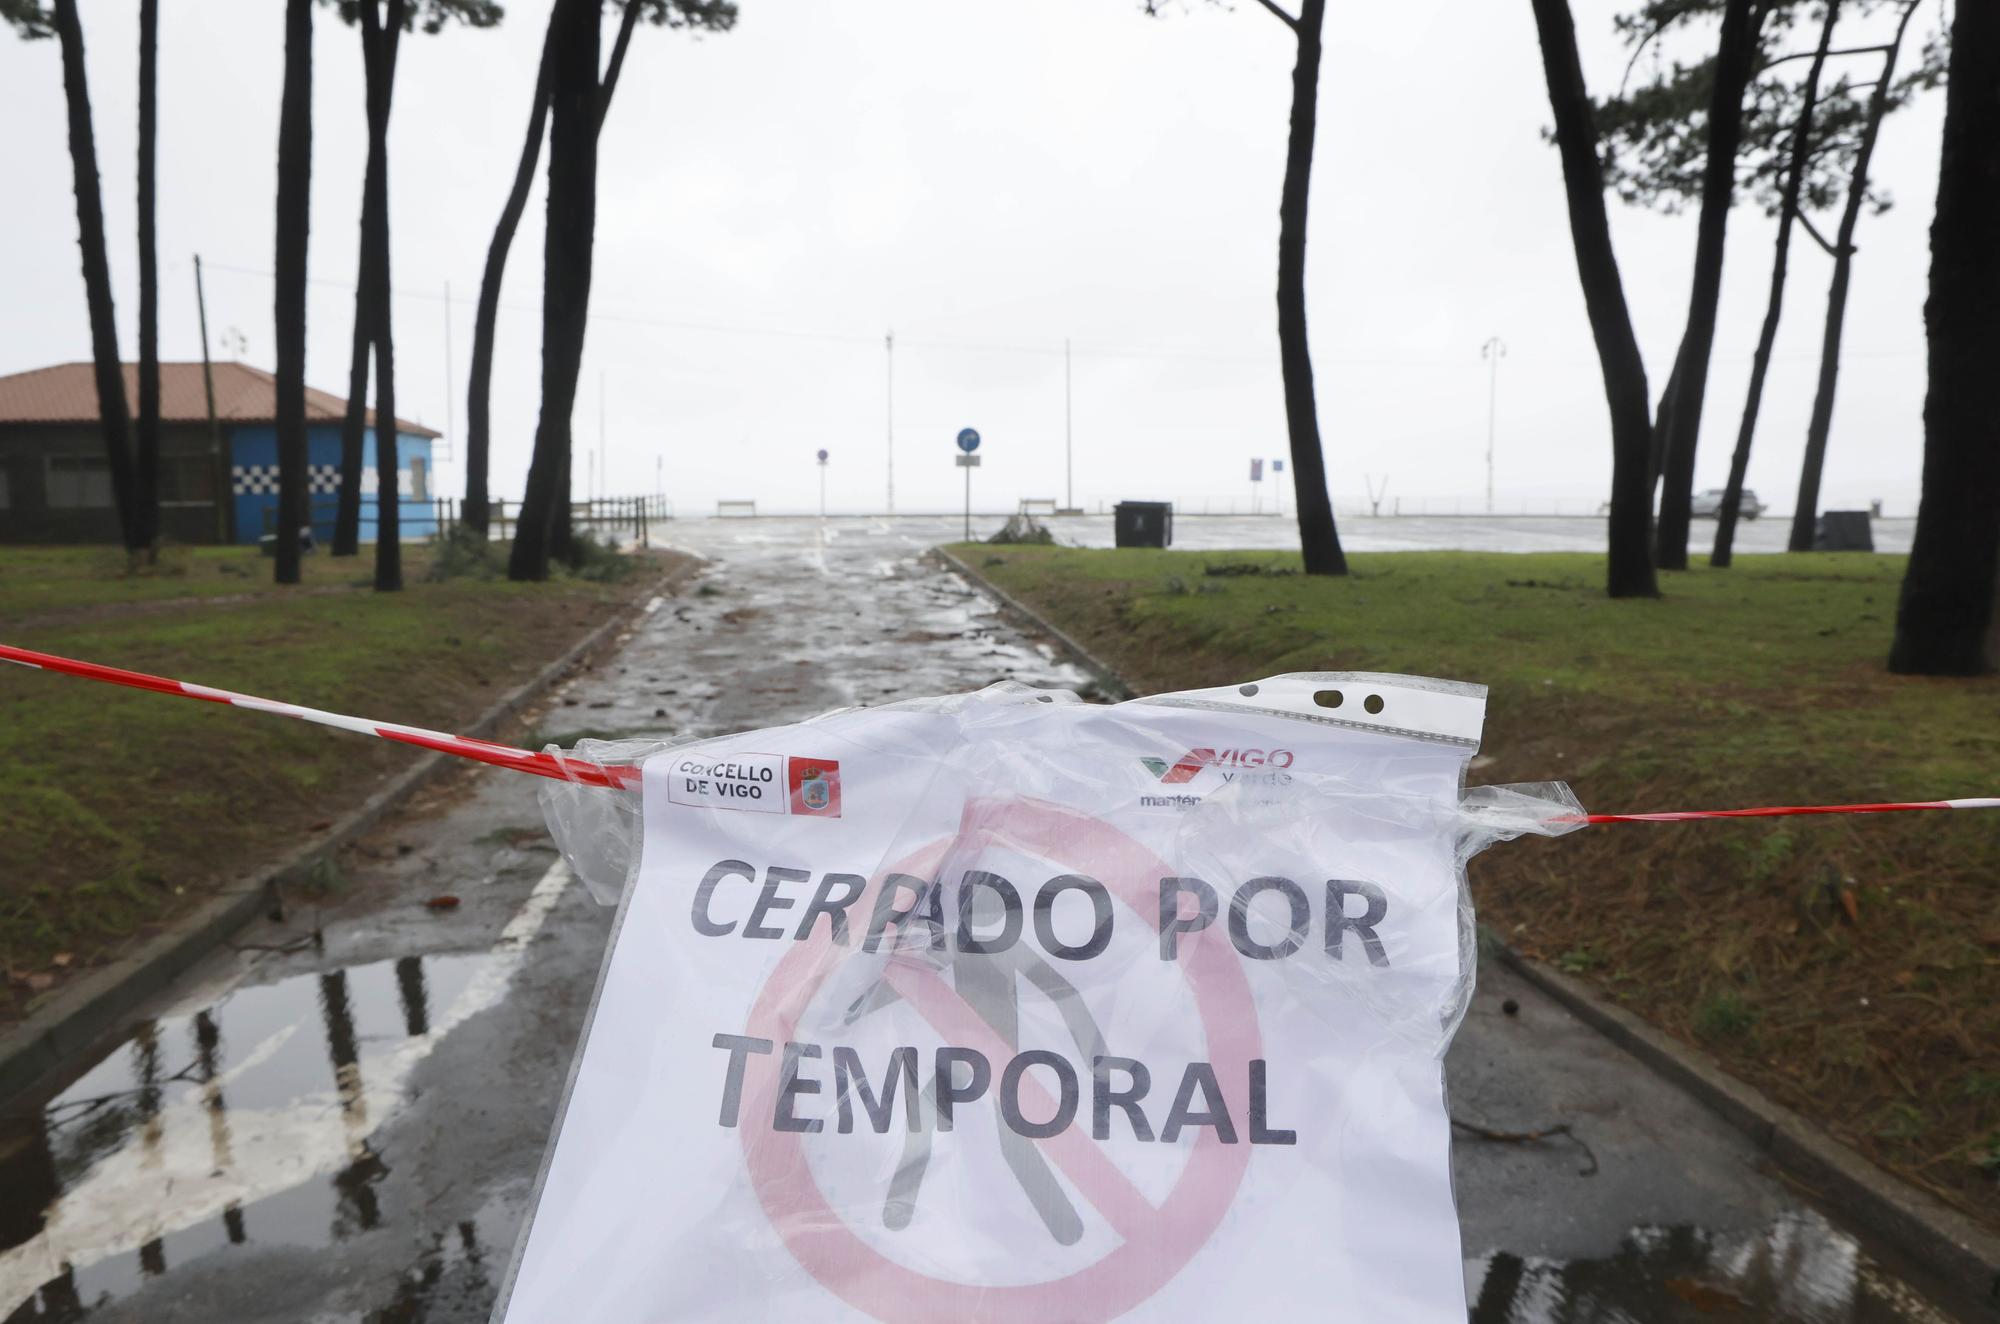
(1138, 751), (1211, 785)
(1138, 748), (1296, 785)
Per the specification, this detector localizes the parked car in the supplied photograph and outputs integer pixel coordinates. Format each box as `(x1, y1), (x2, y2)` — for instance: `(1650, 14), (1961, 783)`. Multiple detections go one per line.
(1691, 487), (1762, 519)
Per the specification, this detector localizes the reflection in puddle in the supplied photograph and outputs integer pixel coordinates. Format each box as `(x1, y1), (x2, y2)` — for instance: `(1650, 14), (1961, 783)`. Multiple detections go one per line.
(363, 1219), (497, 1324)
(0, 953), (477, 1320)
(1465, 1210), (1959, 1323)
(0, 863), (568, 1322)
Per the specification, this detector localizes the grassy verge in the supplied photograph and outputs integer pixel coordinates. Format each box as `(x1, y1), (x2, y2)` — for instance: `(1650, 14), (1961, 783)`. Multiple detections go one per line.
(960, 544), (2000, 1226)
(0, 540), (691, 1019)
(0, 543), (402, 617)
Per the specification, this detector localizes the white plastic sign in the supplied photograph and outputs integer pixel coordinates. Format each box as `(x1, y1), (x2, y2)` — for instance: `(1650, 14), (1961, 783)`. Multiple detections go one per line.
(496, 674), (1487, 1321)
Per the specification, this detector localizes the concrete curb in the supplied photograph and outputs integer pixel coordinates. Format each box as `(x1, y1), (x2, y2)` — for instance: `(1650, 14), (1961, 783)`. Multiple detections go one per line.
(0, 572), (672, 1110)
(1490, 943), (2000, 1309)
(931, 546), (1135, 700)
(942, 549), (2000, 1312)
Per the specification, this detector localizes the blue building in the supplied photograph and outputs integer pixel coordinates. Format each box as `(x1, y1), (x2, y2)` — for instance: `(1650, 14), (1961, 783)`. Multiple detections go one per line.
(226, 421), (439, 546)
(0, 361), (441, 546)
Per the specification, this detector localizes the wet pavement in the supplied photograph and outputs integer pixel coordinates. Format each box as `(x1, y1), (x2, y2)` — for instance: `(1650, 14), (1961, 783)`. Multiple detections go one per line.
(0, 517), (1972, 1323)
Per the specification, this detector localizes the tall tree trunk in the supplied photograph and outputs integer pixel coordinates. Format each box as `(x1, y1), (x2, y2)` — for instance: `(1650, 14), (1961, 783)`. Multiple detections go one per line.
(372, 249), (402, 591)
(1787, 0), (1919, 552)
(1653, 0), (1762, 570)
(337, 2), (403, 557)
(1787, 228), (1854, 549)
(51, 0), (139, 553)
(1275, 0), (1345, 575)
(466, 2), (560, 538)
(552, 0), (640, 567)
(1713, 0), (1841, 568)
(510, 0), (599, 582)
(1529, 0), (1658, 598)
(1889, 1), (2000, 676)
(599, 0), (642, 133)
(333, 182), (379, 556)
(366, 0), (407, 591)
(274, 0), (313, 586)
(135, 0), (160, 556)
(1647, 352), (1682, 497)
(467, 0), (636, 540)
(552, 444), (574, 563)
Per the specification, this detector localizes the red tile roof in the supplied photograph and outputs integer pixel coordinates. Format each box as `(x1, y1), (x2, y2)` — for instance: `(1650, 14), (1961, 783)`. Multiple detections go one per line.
(0, 361), (441, 438)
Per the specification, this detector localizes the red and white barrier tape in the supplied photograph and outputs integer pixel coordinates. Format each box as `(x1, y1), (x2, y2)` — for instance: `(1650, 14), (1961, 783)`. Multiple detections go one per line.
(2, 642), (1990, 824)
(0, 641), (638, 790)
(1572, 800), (1996, 824)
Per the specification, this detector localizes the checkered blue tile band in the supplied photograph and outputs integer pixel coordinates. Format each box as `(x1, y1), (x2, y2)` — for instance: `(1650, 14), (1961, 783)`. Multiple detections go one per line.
(232, 463), (344, 496)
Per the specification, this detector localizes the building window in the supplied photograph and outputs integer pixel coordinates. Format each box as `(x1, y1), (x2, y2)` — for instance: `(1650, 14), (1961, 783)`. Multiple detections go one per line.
(408, 455), (429, 501)
(47, 455), (112, 509)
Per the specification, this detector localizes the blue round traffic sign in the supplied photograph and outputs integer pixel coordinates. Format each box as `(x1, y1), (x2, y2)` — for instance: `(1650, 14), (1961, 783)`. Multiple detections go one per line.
(957, 428), (981, 454)
(816, 448), (829, 463)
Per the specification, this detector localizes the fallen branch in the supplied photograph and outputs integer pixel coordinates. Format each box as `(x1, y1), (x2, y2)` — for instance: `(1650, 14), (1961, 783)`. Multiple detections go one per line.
(1451, 1115), (1600, 1176)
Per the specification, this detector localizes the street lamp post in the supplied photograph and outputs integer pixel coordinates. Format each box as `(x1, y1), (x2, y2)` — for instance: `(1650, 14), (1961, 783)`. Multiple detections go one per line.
(1481, 336), (1507, 515)
(884, 332), (895, 515)
(194, 254), (229, 543)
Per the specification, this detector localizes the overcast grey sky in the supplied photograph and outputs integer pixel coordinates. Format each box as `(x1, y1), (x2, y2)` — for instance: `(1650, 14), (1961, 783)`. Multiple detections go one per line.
(0, 0), (1949, 519)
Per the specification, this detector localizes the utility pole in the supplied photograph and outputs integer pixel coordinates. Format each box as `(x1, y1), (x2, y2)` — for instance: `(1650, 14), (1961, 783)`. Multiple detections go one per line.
(442, 282), (454, 468)
(598, 370), (607, 501)
(885, 331), (895, 515)
(194, 254), (227, 543)
(1064, 337), (1073, 512)
(1481, 336), (1506, 515)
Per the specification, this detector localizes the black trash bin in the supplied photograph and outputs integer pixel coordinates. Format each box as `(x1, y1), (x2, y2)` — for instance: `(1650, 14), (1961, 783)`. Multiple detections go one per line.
(1113, 501), (1174, 549)
(1813, 510), (1874, 552)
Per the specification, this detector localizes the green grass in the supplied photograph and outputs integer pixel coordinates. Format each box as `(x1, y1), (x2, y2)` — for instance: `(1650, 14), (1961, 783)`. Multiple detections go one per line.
(0, 543), (683, 1011)
(1694, 990), (1760, 1041)
(961, 545), (2000, 1227)
(966, 547), (1990, 794)
(0, 543), (423, 617)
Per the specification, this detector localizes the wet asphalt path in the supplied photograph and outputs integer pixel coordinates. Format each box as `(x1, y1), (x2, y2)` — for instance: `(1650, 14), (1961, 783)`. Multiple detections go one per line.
(0, 518), (1970, 1323)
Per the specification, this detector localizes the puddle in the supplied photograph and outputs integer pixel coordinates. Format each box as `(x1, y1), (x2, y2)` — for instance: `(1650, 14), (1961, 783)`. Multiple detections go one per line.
(358, 1215), (502, 1324)
(0, 865), (570, 1321)
(1465, 1209), (1962, 1323)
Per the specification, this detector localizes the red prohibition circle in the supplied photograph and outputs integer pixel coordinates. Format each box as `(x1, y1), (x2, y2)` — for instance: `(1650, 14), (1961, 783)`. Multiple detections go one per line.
(738, 796), (1261, 1324)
